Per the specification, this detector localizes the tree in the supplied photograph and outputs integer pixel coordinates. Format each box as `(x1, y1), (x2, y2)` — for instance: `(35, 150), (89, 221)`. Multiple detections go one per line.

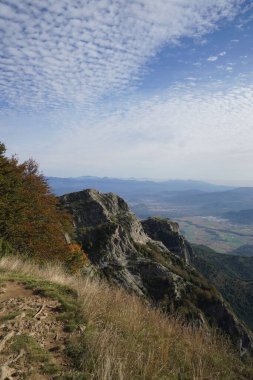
(0, 142), (72, 262)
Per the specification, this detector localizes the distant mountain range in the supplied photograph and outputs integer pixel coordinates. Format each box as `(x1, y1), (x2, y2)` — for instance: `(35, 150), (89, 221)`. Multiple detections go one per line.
(151, 187), (253, 217)
(47, 176), (232, 198)
(48, 176), (253, 220)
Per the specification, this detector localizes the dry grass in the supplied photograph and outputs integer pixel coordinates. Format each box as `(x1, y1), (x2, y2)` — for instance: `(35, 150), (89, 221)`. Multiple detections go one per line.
(0, 255), (252, 380)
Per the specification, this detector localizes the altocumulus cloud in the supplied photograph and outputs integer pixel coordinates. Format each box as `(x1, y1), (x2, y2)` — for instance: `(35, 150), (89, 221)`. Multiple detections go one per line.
(40, 80), (253, 181)
(0, 0), (242, 112)
(1, 0), (252, 182)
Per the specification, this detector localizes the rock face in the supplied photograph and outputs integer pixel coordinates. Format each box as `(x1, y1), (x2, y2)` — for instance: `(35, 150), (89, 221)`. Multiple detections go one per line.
(60, 189), (253, 356)
(141, 217), (194, 264)
(60, 189), (179, 299)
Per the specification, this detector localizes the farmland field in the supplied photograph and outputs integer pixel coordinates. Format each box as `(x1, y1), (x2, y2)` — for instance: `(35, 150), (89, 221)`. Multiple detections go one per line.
(176, 216), (253, 253)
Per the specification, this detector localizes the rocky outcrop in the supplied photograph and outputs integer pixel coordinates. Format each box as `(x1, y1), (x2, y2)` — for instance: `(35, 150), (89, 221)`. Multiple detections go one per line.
(141, 217), (194, 264)
(60, 189), (179, 299)
(60, 189), (253, 356)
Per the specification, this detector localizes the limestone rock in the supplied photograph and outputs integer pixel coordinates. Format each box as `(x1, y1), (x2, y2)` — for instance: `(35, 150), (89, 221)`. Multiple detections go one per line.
(141, 217), (194, 264)
(60, 189), (253, 356)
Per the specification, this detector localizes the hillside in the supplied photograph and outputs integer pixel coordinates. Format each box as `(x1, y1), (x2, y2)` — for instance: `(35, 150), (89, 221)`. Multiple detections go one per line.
(193, 245), (253, 331)
(1, 143), (253, 377)
(60, 189), (253, 356)
(0, 256), (253, 380)
(229, 245), (253, 257)
(223, 209), (253, 225)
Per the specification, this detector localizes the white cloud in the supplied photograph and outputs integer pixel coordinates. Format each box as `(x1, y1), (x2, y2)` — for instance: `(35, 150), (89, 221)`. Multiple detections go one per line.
(0, 0), (242, 112)
(207, 51), (226, 62)
(15, 80), (252, 182)
(1, 0), (252, 182)
(207, 56), (218, 61)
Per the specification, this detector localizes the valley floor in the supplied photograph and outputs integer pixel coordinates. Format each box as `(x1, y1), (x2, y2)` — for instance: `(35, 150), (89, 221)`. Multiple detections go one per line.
(176, 216), (253, 253)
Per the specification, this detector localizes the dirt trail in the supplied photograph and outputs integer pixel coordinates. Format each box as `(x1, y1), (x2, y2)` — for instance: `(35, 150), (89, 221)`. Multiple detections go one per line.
(0, 281), (72, 379)
(0, 282), (34, 302)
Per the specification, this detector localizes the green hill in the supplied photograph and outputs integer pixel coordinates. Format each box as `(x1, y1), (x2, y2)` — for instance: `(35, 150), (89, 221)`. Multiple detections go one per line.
(193, 245), (253, 330)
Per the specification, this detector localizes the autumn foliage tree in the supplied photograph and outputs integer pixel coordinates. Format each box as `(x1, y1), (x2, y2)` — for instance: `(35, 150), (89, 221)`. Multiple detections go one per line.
(0, 142), (74, 262)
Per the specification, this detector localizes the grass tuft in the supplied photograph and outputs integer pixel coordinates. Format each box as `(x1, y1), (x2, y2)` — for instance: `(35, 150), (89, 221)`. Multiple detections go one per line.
(0, 255), (253, 380)
(0, 311), (19, 322)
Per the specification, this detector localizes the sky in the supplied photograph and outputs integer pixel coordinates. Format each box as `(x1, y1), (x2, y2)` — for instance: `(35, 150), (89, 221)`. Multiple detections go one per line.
(0, 0), (253, 185)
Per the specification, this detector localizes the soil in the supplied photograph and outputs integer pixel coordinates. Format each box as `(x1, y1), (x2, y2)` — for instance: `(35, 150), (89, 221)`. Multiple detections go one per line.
(0, 281), (74, 379)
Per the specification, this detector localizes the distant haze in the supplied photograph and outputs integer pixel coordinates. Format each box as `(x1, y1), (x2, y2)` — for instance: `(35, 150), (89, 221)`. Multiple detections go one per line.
(48, 176), (253, 221)
(47, 177), (234, 197)
(203, 180), (253, 188)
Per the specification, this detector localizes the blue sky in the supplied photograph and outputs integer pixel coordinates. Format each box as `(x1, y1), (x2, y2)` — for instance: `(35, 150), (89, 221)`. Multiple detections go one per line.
(0, 0), (253, 184)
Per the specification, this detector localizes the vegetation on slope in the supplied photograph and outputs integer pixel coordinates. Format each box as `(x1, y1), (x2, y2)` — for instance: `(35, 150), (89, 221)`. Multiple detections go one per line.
(223, 209), (253, 225)
(0, 141), (253, 377)
(193, 245), (253, 331)
(229, 245), (253, 257)
(60, 189), (253, 355)
(0, 256), (253, 380)
(0, 142), (86, 269)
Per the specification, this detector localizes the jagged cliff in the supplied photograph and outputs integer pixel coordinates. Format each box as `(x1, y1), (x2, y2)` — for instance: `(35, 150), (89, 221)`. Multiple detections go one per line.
(60, 189), (253, 356)
(141, 217), (194, 264)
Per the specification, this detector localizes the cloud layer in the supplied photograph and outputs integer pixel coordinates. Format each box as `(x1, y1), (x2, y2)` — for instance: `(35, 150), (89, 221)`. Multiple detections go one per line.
(0, 0), (242, 112)
(15, 79), (251, 182)
(1, 0), (252, 184)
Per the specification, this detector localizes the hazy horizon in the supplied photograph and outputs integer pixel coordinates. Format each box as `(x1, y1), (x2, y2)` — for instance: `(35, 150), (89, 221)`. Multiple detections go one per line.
(1, 1), (253, 182)
(46, 173), (253, 188)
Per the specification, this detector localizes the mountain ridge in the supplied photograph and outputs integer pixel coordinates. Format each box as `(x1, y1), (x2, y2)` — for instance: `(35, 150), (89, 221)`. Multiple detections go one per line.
(59, 188), (253, 356)
(48, 176), (233, 196)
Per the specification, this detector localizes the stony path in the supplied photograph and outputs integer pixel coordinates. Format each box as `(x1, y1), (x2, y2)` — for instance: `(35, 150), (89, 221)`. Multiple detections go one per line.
(0, 282), (71, 379)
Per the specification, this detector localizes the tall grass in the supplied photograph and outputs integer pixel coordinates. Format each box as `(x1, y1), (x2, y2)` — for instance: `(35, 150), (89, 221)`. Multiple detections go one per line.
(0, 256), (252, 380)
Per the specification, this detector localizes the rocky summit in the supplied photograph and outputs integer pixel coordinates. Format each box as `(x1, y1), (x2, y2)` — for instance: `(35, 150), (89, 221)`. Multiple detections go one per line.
(60, 188), (253, 356)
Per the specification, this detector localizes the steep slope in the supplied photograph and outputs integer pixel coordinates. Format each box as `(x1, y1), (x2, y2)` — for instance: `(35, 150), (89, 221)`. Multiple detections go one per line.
(60, 189), (253, 356)
(1, 256), (252, 380)
(0, 268), (86, 379)
(141, 217), (194, 264)
(193, 245), (253, 331)
(229, 245), (253, 257)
